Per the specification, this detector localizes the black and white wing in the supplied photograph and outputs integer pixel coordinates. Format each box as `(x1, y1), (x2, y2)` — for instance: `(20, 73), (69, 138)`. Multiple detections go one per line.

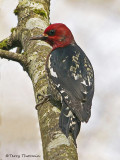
(48, 44), (94, 123)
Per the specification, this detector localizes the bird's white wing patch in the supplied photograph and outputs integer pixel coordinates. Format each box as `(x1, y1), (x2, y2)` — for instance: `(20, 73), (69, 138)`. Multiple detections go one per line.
(50, 68), (58, 78)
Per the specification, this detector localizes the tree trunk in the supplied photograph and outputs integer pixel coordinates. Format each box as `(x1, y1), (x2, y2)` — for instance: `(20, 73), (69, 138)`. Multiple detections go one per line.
(0, 0), (78, 159)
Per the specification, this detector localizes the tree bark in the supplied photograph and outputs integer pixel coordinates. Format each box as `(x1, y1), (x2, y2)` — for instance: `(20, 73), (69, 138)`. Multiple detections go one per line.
(0, 0), (78, 159)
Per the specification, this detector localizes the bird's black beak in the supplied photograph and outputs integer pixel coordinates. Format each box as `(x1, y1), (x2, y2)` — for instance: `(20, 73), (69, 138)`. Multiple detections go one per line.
(30, 34), (48, 41)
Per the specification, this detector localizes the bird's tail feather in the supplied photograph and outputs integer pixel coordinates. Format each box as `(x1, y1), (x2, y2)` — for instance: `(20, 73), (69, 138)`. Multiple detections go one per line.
(59, 101), (81, 146)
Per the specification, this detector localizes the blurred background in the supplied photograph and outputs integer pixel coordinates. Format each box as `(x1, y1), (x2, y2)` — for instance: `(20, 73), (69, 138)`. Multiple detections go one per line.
(0, 0), (120, 159)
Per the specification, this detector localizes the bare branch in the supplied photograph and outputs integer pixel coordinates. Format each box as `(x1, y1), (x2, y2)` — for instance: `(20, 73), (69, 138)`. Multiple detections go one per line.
(0, 49), (27, 67)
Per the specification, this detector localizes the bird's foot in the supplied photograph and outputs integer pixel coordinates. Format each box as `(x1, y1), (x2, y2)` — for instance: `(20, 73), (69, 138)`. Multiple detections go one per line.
(35, 93), (51, 110)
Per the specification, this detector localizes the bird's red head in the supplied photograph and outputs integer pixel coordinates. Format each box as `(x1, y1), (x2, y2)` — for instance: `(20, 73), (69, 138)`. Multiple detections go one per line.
(30, 23), (75, 50)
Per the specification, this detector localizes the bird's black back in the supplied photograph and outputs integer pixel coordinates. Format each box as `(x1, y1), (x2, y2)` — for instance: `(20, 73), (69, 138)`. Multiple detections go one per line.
(48, 43), (94, 123)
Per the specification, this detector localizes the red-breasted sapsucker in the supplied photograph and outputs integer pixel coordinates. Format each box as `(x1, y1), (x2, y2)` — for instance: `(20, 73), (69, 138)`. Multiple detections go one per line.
(30, 23), (94, 146)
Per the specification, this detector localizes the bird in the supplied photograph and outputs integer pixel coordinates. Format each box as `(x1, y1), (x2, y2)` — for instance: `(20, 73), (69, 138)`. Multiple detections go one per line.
(30, 23), (94, 146)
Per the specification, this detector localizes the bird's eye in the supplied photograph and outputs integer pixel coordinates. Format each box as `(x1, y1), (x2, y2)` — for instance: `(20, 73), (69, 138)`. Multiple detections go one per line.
(48, 30), (55, 36)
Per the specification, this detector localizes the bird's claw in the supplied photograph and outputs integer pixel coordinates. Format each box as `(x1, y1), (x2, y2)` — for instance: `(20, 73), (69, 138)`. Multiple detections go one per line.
(35, 94), (51, 110)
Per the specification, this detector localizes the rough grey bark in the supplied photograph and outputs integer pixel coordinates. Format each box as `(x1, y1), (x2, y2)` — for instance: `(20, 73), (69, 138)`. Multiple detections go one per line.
(0, 0), (78, 160)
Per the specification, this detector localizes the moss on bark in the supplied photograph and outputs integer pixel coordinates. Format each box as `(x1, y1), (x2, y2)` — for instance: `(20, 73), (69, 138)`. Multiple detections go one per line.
(0, 39), (8, 49)
(33, 8), (47, 18)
